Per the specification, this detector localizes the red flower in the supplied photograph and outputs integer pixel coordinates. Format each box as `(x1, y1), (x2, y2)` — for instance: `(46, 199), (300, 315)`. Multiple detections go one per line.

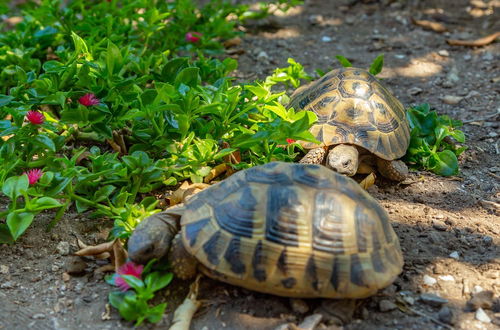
(185, 32), (202, 43)
(24, 169), (43, 185)
(286, 138), (296, 144)
(115, 262), (144, 291)
(26, 110), (45, 125)
(78, 93), (100, 107)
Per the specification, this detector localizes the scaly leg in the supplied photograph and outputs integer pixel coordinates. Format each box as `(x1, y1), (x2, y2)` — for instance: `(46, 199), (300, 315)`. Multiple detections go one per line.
(299, 147), (327, 165)
(376, 159), (409, 181)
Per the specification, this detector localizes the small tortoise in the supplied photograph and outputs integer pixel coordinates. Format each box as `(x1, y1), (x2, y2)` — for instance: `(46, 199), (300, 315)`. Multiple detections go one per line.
(128, 162), (403, 298)
(288, 67), (411, 181)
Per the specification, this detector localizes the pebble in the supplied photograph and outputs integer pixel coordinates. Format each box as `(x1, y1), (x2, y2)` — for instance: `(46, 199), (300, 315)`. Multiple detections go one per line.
(442, 95), (463, 105)
(432, 219), (448, 231)
(475, 308), (491, 323)
(257, 51), (270, 61)
(449, 251), (460, 260)
(308, 15), (323, 25)
(290, 299), (309, 314)
(0, 281), (14, 289)
(473, 285), (484, 294)
(423, 275), (437, 286)
(321, 36), (333, 42)
(56, 241), (70, 256)
(345, 16), (355, 24)
(407, 87), (423, 96)
(0, 265), (9, 274)
(438, 50), (450, 57)
(420, 293), (448, 307)
(379, 299), (397, 312)
(65, 257), (87, 275)
(438, 275), (455, 282)
(482, 236), (493, 246)
(481, 52), (494, 61)
(442, 67), (460, 88)
(403, 295), (415, 305)
(468, 291), (494, 310)
(32, 313), (46, 319)
(438, 306), (456, 325)
(465, 90), (480, 98)
(463, 54), (472, 61)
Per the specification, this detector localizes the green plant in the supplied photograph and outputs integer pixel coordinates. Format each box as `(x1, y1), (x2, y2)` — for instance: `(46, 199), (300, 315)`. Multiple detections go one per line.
(404, 103), (466, 176)
(106, 260), (173, 326)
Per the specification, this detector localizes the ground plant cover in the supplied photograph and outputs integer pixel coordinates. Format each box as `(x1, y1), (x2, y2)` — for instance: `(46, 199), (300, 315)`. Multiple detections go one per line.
(0, 0), (499, 329)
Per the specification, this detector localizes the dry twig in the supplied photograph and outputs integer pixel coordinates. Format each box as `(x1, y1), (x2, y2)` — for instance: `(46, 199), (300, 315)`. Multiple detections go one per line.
(447, 31), (500, 47)
(411, 18), (447, 32)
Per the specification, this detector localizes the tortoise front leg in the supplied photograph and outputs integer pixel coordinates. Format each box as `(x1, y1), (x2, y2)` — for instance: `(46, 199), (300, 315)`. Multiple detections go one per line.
(376, 159), (409, 181)
(299, 147), (327, 165)
(169, 233), (199, 280)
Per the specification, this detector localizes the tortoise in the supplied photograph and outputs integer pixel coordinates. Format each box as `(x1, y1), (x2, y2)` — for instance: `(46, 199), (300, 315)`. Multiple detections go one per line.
(128, 162), (404, 299)
(288, 67), (411, 181)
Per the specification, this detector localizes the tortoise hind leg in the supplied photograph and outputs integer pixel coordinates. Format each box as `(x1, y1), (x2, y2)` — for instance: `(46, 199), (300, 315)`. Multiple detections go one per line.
(299, 147), (327, 165)
(168, 233), (198, 280)
(376, 159), (408, 181)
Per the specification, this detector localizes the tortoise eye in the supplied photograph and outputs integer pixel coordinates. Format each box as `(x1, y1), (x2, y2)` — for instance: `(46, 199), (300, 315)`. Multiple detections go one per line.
(342, 160), (351, 167)
(143, 245), (154, 256)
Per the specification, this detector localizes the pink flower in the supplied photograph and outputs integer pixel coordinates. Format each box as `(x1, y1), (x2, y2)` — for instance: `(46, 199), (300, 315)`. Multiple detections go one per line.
(115, 262), (144, 291)
(24, 169), (43, 185)
(26, 110), (45, 125)
(78, 93), (100, 107)
(286, 138), (296, 144)
(185, 32), (202, 43)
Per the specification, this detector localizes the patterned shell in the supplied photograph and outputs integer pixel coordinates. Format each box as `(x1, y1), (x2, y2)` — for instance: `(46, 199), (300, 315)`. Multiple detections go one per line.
(176, 162), (403, 298)
(288, 67), (410, 160)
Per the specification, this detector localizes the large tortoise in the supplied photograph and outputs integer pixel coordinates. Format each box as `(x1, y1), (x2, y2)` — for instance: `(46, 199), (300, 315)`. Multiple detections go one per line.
(128, 162), (403, 298)
(288, 67), (411, 181)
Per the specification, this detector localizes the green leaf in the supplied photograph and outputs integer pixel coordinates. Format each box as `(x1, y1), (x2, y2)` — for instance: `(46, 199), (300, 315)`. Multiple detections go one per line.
(369, 54), (384, 76)
(160, 58), (189, 83)
(174, 67), (200, 88)
(7, 212), (35, 241)
(449, 129), (465, 143)
(94, 185), (116, 202)
(34, 135), (56, 152)
(428, 150), (459, 176)
(0, 94), (14, 107)
(335, 55), (352, 68)
(30, 197), (62, 211)
(2, 175), (29, 200)
(71, 32), (92, 60)
(122, 275), (145, 291)
(0, 224), (14, 244)
(107, 40), (122, 76)
(145, 272), (173, 293)
(145, 303), (167, 323)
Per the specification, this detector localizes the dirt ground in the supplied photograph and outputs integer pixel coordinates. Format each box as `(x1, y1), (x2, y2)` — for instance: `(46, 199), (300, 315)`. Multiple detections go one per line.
(1, 0), (499, 329)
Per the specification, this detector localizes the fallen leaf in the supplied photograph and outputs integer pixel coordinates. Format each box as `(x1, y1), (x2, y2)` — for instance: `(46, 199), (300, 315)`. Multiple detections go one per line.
(411, 18), (447, 32)
(204, 163), (229, 183)
(359, 173), (376, 190)
(167, 182), (210, 206)
(447, 31), (500, 47)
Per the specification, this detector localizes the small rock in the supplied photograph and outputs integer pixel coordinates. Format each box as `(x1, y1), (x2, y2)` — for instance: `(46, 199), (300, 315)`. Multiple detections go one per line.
(463, 54), (472, 61)
(62, 272), (71, 282)
(403, 296), (415, 305)
(345, 16), (355, 24)
(428, 232), (443, 244)
(256, 51), (269, 61)
(0, 265), (9, 274)
(465, 90), (480, 99)
(321, 36), (332, 43)
(449, 251), (460, 260)
(432, 220), (448, 231)
(420, 293), (448, 307)
(438, 275), (455, 282)
(442, 67), (460, 88)
(56, 241), (70, 256)
(442, 95), (463, 105)
(438, 50), (450, 57)
(52, 265), (60, 272)
(32, 313), (46, 319)
(476, 308), (491, 323)
(423, 275), (437, 286)
(468, 291), (494, 310)
(483, 236), (493, 246)
(481, 52), (494, 61)
(379, 299), (397, 312)
(297, 314), (323, 330)
(0, 281), (14, 289)
(65, 257), (87, 276)
(408, 87), (423, 96)
(473, 285), (484, 294)
(290, 299), (309, 314)
(308, 15), (323, 25)
(438, 306), (456, 325)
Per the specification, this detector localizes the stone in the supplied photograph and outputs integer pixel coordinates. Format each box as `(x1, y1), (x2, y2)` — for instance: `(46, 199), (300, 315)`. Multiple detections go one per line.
(438, 306), (456, 325)
(423, 275), (437, 286)
(432, 220), (448, 231)
(0, 265), (9, 274)
(290, 299), (309, 314)
(379, 299), (397, 312)
(442, 95), (463, 105)
(468, 291), (494, 310)
(56, 241), (70, 256)
(403, 295), (415, 305)
(420, 293), (448, 307)
(256, 51), (269, 61)
(408, 87), (423, 96)
(449, 251), (460, 260)
(438, 50), (450, 57)
(475, 308), (491, 323)
(473, 285), (484, 294)
(65, 257), (87, 276)
(442, 67), (460, 88)
(0, 281), (14, 289)
(308, 15), (323, 25)
(438, 275), (455, 282)
(321, 36), (332, 43)
(32, 313), (46, 319)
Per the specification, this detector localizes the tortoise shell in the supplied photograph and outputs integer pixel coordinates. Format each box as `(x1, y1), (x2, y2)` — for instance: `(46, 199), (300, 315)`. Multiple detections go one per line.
(177, 162), (403, 298)
(288, 67), (410, 160)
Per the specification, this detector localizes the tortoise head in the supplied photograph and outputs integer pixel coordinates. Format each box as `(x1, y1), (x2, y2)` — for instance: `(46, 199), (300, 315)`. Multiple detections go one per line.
(326, 144), (359, 176)
(127, 213), (180, 264)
